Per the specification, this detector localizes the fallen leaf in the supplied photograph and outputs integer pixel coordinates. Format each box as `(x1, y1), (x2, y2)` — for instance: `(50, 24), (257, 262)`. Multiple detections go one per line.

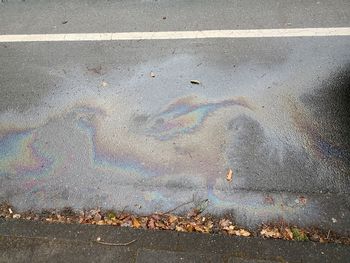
(260, 227), (281, 238)
(206, 220), (214, 230)
(219, 219), (232, 228)
(187, 208), (200, 218)
(190, 80), (200, 84)
(175, 225), (187, 232)
(233, 229), (251, 237)
(148, 218), (156, 229)
(132, 217), (141, 228)
(168, 215), (178, 224)
(226, 169), (233, 182)
(97, 220), (105, 225)
(155, 221), (166, 229)
(284, 228), (293, 240)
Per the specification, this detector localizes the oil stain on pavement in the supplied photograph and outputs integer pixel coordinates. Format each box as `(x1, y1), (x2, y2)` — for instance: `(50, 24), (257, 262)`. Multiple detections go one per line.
(0, 39), (349, 233)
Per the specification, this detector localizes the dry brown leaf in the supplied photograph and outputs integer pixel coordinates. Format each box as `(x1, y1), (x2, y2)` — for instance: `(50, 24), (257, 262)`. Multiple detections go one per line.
(260, 227), (281, 238)
(132, 217), (141, 228)
(148, 218), (156, 229)
(233, 229), (251, 237)
(206, 220), (214, 229)
(187, 208), (200, 218)
(194, 225), (209, 233)
(97, 220), (105, 225)
(284, 227), (293, 240)
(155, 221), (167, 229)
(175, 225), (187, 232)
(226, 169), (233, 182)
(168, 215), (178, 224)
(186, 224), (194, 232)
(219, 219), (233, 229)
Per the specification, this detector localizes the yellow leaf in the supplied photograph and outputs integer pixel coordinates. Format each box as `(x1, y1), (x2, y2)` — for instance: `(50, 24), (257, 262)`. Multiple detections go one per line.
(168, 215), (178, 224)
(97, 220), (105, 225)
(226, 169), (233, 182)
(132, 218), (141, 228)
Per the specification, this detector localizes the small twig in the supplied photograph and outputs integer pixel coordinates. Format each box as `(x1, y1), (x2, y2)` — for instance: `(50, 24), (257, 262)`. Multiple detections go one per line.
(161, 200), (194, 215)
(327, 230), (331, 240)
(121, 205), (129, 214)
(95, 239), (137, 246)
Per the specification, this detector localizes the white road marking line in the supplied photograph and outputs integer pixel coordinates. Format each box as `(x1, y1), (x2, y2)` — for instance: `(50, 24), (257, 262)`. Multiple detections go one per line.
(0, 28), (350, 42)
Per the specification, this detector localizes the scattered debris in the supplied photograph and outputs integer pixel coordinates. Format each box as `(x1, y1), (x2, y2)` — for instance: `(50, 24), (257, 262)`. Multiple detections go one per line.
(150, 72), (156, 78)
(190, 80), (201, 85)
(62, 21), (68, 24)
(87, 65), (103, 75)
(226, 169), (233, 182)
(0, 202), (349, 245)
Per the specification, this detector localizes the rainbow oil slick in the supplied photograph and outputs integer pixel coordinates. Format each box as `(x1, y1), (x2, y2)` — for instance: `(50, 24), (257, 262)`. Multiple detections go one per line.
(145, 96), (251, 141)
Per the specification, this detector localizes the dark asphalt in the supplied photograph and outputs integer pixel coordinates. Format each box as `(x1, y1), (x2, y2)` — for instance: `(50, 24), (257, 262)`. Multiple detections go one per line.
(0, 0), (350, 236)
(0, 219), (349, 263)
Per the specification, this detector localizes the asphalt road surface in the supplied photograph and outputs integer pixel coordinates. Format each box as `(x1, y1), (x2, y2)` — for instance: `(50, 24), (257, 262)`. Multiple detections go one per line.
(0, 0), (349, 234)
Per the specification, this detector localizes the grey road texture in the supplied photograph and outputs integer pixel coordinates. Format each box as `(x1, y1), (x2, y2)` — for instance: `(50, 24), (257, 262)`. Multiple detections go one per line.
(0, 0), (349, 234)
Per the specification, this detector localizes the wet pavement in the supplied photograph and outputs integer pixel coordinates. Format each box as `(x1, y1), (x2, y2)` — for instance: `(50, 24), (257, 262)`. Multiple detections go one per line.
(0, 0), (350, 234)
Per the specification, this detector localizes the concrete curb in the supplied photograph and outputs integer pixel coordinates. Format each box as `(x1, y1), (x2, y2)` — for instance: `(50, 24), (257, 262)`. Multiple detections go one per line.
(0, 219), (349, 262)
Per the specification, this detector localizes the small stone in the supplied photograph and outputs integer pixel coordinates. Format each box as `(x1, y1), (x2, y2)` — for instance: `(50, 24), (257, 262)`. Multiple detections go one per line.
(101, 80), (108, 87)
(331, 218), (337, 223)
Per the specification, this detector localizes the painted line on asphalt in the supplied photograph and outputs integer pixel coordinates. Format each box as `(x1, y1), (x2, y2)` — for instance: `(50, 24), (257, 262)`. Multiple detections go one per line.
(0, 28), (350, 42)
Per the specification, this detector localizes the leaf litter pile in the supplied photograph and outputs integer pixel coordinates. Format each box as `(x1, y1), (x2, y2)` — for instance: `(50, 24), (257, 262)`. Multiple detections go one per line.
(1, 202), (349, 245)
